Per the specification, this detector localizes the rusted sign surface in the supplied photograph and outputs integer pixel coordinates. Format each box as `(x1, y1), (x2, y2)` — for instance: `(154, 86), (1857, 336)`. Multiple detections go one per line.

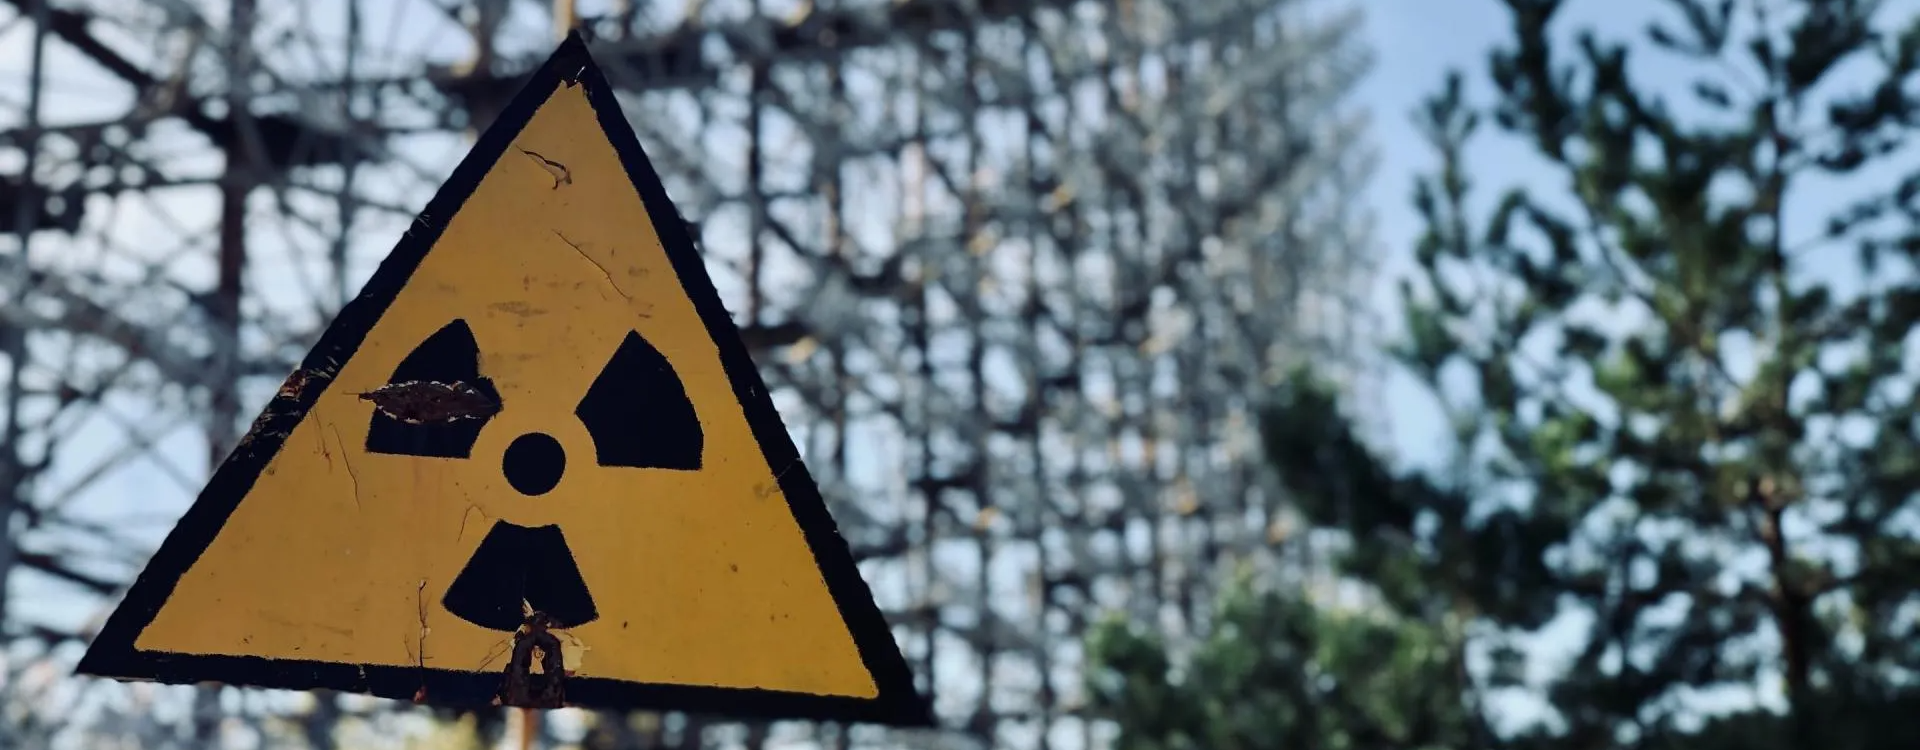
(76, 32), (929, 727)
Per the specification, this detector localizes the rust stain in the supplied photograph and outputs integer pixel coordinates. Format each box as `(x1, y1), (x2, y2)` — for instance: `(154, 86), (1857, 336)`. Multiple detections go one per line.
(496, 611), (569, 709)
(358, 380), (501, 424)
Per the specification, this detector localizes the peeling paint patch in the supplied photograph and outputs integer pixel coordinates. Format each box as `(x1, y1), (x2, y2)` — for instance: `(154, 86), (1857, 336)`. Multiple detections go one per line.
(358, 380), (502, 424)
(277, 369), (313, 400)
(488, 300), (549, 319)
(558, 629), (588, 674)
(518, 148), (572, 189)
(409, 579), (432, 703)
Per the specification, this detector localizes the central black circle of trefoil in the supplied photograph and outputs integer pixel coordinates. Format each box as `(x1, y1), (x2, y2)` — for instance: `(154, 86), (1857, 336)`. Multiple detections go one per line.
(503, 432), (565, 496)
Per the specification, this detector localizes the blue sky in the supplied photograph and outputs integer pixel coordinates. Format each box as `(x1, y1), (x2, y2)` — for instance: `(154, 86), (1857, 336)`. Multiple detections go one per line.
(1359, 0), (1920, 731)
(1361, 0), (1502, 467)
(1361, 0), (1627, 469)
(1362, 0), (1919, 463)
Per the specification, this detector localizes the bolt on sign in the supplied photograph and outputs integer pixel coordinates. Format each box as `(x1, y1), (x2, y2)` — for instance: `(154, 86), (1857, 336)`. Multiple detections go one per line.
(76, 32), (930, 726)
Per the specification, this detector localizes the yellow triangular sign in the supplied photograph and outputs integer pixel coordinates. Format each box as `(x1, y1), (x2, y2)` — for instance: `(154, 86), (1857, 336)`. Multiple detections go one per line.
(78, 32), (928, 726)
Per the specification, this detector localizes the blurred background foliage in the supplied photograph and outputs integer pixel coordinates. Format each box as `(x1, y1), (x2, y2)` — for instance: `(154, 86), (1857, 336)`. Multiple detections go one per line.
(1088, 0), (1920, 748)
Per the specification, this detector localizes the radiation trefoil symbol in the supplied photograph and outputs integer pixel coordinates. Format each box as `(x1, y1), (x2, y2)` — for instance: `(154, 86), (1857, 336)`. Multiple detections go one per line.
(73, 32), (931, 724)
(360, 318), (700, 635)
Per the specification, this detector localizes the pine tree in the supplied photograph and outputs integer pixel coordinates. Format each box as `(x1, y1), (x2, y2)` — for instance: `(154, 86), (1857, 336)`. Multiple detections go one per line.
(1090, 1), (1920, 748)
(1085, 555), (1484, 750)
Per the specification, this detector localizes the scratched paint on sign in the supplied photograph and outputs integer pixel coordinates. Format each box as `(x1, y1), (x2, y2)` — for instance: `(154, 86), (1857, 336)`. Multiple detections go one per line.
(76, 33), (927, 726)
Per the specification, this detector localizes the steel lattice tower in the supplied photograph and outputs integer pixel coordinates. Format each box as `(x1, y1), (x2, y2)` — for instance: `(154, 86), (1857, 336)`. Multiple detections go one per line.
(0, 0), (1377, 747)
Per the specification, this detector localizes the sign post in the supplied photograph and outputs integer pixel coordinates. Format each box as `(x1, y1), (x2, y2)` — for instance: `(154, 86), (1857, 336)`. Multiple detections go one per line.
(77, 32), (931, 730)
